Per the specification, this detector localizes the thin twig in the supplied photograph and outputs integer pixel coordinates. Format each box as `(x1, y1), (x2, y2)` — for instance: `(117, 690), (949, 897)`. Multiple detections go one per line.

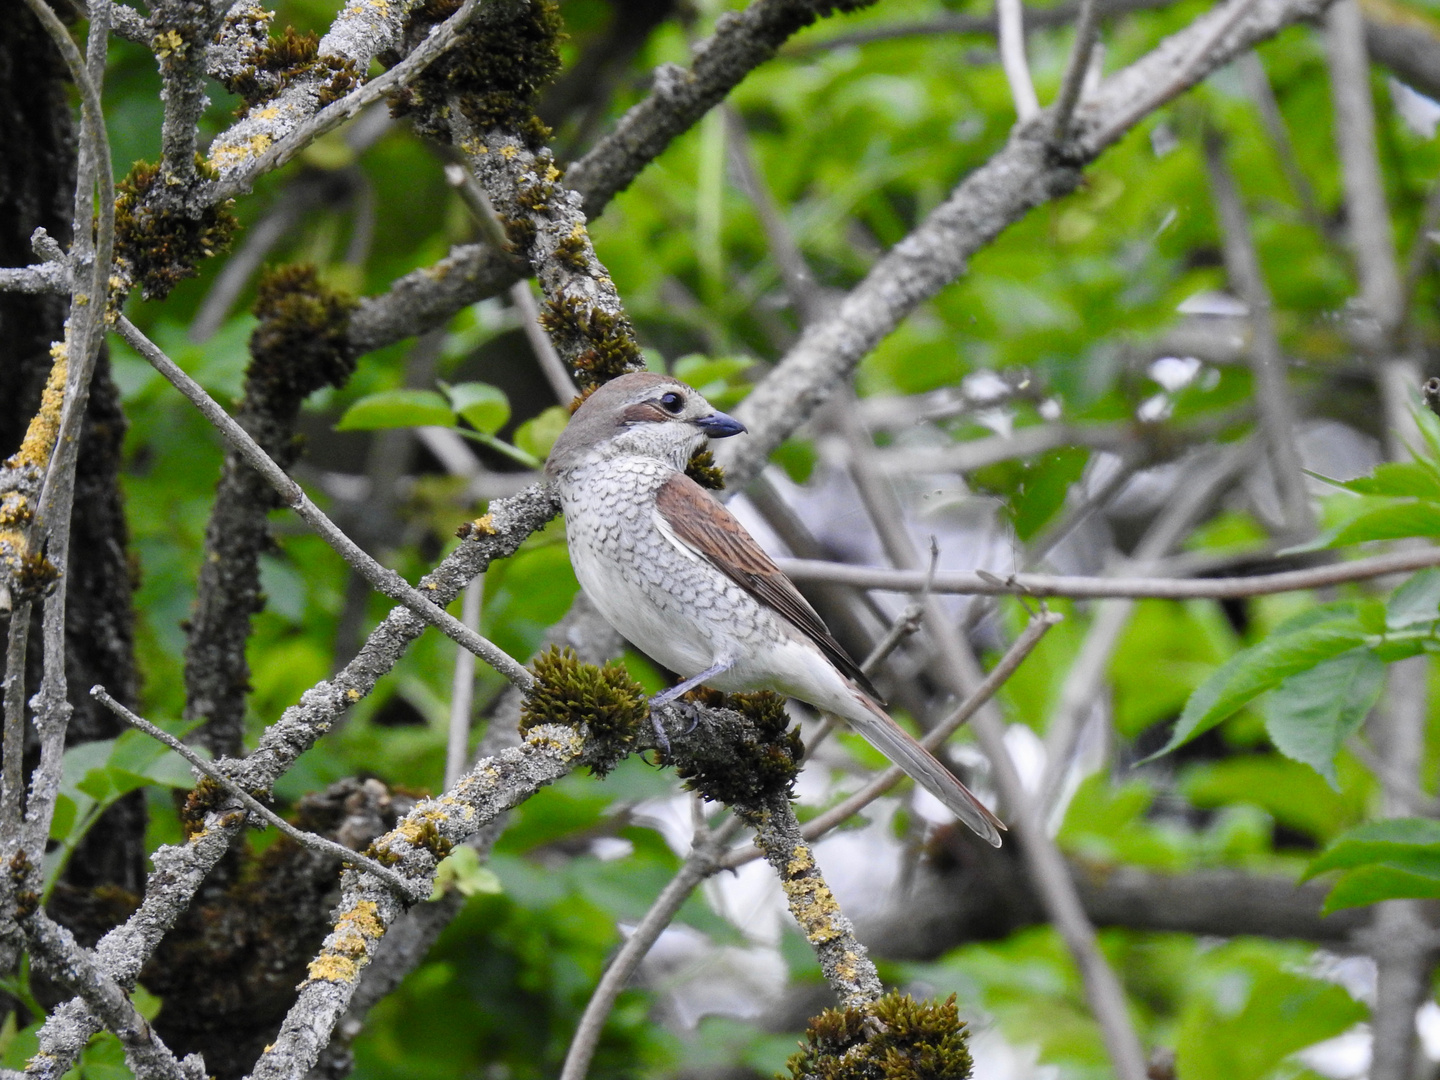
(560, 817), (744, 1080)
(445, 576), (484, 790)
(1237, 52), (1325, 232)
(998, 0), (1042, 121)
(775, 543), (1440, 599)
(114, 315), (534, 691)
(510, 280), (580, 403)
(91, 686), (428, 902)
(721, 609), (1061, 870)
(1202, 131), (1313, 536)
(1051, 0), (1101, 139)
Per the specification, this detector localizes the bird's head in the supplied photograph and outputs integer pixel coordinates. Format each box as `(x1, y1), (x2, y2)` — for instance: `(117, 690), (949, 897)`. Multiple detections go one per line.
(545, 372), (746, 477)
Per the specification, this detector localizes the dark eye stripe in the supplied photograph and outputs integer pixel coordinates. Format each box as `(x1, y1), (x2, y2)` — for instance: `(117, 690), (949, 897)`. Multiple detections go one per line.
(619, 402), (671, 425)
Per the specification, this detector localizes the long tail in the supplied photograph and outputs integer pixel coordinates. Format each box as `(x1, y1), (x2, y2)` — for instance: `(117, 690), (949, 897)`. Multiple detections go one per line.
(834, 694), (1006, 847)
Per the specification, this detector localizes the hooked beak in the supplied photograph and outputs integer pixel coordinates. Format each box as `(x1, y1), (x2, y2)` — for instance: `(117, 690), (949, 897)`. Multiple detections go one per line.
(694, 411), (747, 439)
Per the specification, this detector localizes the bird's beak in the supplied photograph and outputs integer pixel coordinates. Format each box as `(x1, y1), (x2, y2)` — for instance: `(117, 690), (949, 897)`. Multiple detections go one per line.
(694, 411), (747, 438)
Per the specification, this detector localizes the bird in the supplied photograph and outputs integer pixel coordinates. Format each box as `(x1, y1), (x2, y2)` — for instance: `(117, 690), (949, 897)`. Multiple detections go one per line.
(545, 371), (1005, 847)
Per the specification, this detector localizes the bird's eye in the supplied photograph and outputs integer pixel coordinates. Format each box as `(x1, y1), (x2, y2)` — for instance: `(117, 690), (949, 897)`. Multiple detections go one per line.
(659, 391), (685, 414)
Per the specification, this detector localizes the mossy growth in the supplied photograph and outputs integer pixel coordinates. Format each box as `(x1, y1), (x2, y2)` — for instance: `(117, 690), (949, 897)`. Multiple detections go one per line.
(538, 295), (644, 391)
(247, 264), (358, 409)
(785, 993), (972, 1080)
(676, 688), (803, 809)
(220, 26), (364, 116)
(521, 646), (648, 776)
(180, 776), (228, 838)
(114, 156), (238, 299)
(395, 0), (563, 149)
(685, 449), (725, 491)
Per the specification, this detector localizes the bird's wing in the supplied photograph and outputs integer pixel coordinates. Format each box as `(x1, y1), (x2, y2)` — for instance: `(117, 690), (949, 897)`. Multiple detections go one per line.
(654, 472), (883, 702)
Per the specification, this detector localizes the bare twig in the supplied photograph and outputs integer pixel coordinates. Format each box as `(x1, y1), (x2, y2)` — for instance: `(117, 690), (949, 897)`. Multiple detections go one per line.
(721, 608), (1062, 870)
(774, 543), (1440, 599)
(90, 686), (428, 902)
(510, 280), (580, 403)
(113, 315), (533, 690)
(1051, 0), (1100, 138)
(1202, 133), (1313, 535)
(559, 817), (745, 1080)
(1237, 52), (1325, 231)
(444, 577), (484, 790)
(998, 0), (1042, 121)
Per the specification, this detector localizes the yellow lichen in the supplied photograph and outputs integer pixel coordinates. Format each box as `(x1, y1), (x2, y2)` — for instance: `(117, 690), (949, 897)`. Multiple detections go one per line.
(469, 513), (496, 535)
(153, 29), (185, 57)
(306, 954), (360, 983)
(7, 349), (68, 471)
(499, 145), (518, 160)
(346, 688), (362, 701)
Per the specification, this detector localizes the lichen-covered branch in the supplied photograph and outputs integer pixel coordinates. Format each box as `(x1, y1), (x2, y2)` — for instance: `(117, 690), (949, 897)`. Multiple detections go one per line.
(750, 792), (883, 1008)
(183, 267), (358, 758)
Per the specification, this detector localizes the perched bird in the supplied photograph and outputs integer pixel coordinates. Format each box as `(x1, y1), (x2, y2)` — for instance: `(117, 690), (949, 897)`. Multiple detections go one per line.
(545, 372), (1004, 846)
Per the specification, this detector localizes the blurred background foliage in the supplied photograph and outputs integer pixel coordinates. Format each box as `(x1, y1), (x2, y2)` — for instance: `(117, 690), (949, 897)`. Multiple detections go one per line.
(20, 0), (1440, 1075)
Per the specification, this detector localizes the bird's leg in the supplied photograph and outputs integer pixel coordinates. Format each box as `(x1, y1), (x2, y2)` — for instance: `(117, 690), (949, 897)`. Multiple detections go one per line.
(648, 660), (735, 752)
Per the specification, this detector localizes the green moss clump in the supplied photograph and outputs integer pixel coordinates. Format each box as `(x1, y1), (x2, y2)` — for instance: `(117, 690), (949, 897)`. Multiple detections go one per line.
(676, 689), (803, 808)
(114, 157), (238, 299)
(786, 993), (972, 1080)
(685, 449), (725, 490)
(395, 0), (564, 149)
(248, 264), (358, 404)
(521, 646), (648, 775)
(537, 295), (644, 390)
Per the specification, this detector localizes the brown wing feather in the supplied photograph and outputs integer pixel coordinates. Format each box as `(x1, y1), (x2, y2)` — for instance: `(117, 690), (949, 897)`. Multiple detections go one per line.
(655, 473), (884, 702)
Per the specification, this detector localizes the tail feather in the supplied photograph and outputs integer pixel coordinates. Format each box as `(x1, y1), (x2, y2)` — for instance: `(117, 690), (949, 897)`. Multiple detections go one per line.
(836, 694), (1005, 847)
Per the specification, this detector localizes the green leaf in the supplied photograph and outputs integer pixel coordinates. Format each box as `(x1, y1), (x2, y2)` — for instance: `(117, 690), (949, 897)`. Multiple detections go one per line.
(1305, 819), (1440, 912)
(1337, 461), (1440, 499)
(1176, 943), (1368, 1080)
(1147, 616), (1370, 760)
(1306, 817), (1440, 877)
(432, 846), (504, 899)
(1321, 865), (1440, 913)
(336, 389), (453, 431)
(513, 406), (570, 461)
(1327, 502), (1440, 546)
(446, 382), (511, 435)
(1263, 647), (1384, 788)
(1387, 568), (1440, 628)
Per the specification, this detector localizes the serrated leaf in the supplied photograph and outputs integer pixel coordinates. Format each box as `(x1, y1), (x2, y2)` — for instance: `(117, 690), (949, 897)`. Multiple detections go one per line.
(1328, 502), (1440, 546)
(336, 389), (453, 431)
(1306, 817), (1440, 877)
(1338, 461), (1440, 499)
(446, 382), (510, 435)
(1387, 569), (1440, 628)
(1146, 618), (1370, 760)
(1263, 647), (1383, 788)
